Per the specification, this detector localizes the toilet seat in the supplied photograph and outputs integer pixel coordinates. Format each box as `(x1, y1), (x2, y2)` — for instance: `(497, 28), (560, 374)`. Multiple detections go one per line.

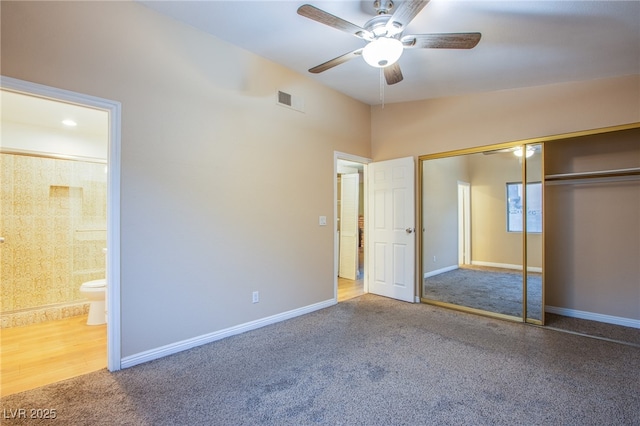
(81, 279), (106, 289)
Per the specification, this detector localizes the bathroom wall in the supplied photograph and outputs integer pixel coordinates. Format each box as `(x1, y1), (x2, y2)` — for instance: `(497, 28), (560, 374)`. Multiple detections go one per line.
(0, 153), (107, 328)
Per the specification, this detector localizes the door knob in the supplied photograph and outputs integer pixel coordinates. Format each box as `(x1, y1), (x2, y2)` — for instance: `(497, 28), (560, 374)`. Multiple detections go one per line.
(405, 228), (415, 234)
(0, 237), (4, 243)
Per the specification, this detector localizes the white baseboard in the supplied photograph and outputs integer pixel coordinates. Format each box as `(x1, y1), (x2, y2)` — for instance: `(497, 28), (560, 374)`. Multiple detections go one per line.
(471, 260), (542, 273)
(546, 305), (640, 329)
(424, 265), (459, 279)
(121, 299), (336, 369)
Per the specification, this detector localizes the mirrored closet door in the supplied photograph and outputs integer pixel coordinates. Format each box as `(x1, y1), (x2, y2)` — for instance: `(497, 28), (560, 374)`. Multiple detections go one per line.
(420, 144), (543, 324)
(524, 144), (543, 322)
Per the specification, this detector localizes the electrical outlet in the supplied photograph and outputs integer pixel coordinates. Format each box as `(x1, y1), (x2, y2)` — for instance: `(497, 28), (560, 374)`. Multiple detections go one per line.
(433, 256), (437, 262)
(252, 291), (259, 304)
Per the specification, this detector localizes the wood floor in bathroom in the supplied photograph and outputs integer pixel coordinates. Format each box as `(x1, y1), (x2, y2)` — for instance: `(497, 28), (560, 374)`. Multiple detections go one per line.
(1, 315), (106, 397)
(337, 277), (364, 302)
(0, 280), (361, 397)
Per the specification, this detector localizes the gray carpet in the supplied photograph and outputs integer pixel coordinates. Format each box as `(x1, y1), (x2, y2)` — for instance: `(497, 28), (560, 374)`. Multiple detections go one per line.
(2, 294), (639, 425)
(423, 267), (542, 320)
(545, 313), (640, 347)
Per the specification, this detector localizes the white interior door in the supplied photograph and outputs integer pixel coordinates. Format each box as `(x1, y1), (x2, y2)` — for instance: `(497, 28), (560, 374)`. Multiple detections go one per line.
(368, 157), (415, 302)
(458, 182), (471, 265)
(339, 173), (359, 280)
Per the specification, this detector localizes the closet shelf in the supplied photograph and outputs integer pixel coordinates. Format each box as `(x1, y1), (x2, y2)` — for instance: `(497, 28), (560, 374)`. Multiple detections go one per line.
(545, 167), (640, 182)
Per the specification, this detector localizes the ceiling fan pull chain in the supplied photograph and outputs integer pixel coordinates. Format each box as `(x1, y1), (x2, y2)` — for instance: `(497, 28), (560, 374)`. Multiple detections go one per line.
(380, 68), (385, 108)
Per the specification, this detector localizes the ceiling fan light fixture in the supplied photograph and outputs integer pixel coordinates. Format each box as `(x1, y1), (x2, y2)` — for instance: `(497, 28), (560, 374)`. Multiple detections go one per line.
(362, 37), (403, 68)
(514, 146), (535, 158)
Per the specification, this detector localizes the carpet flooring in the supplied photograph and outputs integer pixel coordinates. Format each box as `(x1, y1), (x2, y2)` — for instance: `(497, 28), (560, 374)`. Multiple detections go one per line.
(545, 313), (640, 347)
(423, 267), (542, 320)
(2, 294), (638, 425)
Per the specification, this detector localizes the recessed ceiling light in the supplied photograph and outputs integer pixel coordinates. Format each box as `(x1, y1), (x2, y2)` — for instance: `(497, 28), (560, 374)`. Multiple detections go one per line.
(62, 119), (77, 127)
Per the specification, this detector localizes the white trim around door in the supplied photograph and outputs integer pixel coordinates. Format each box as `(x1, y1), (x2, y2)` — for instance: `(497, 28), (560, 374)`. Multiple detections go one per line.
(1, 76), (122, 371)
(334, 152), (371, 301)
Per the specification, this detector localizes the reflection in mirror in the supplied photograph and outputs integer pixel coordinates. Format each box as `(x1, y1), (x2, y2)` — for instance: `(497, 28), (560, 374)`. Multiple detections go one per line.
(422, 146), (540, 320)
(525, 144), (543, 322)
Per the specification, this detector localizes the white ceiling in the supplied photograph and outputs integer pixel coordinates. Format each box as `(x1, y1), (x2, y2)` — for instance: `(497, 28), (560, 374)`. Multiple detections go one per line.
(139, 0), (640, 105)
(1, 91), (107, 136)
(1, 90), (108, 159)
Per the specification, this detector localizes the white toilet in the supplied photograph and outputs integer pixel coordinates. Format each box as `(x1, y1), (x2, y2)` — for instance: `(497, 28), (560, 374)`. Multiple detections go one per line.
(80, 279), (106, 325)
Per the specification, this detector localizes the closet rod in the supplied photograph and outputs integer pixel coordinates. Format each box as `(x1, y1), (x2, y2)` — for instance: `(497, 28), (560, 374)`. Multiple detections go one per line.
(545, 167), (640, 182)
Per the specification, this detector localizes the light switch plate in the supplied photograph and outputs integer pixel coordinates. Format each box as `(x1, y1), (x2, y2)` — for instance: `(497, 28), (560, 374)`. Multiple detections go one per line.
(319, 216), (327, 226)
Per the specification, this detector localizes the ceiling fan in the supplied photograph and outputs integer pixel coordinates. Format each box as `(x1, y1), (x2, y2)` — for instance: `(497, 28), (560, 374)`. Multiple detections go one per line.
(297, 0), (481, 85)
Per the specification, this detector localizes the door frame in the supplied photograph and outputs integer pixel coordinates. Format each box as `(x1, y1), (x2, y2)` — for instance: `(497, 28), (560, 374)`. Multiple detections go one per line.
(334, 152), (370, 301)
(1, 76), (122, 371)
(457, 181), (471, 265)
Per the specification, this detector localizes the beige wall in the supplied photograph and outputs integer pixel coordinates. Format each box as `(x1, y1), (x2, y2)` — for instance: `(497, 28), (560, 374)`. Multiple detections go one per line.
(422, 155), (469, 273)
(1, 1), (370, 357)
(467, 152), (542, 269)
(371, 74), (640, 160)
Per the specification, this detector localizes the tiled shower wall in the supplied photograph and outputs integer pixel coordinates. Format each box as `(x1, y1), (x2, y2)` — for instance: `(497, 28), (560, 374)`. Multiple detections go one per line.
(1, 153), (107, 328)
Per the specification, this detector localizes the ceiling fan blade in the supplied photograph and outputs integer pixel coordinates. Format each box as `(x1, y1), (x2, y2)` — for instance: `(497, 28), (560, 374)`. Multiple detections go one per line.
(386, 0), (430, 34)
(309, 49), (363, 74)
(298, 4), (371, 39)
(402, 33), (482, 49)
(383, 63), (403, 85)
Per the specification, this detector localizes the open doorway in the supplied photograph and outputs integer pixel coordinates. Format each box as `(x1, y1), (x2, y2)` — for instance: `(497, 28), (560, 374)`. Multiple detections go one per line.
(335, 153), (369, 302)
(0, 77), (121, 396)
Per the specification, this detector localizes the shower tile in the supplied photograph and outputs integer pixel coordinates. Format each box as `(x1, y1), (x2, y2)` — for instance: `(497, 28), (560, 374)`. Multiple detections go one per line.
(13, 252), (33, 280)
(1, 153), (14, 177)
(45, 288), (64, 303)
(42, 307), (62, 322)
(0, 257), (13, 286)
(13, 192), (34, 216)
(13, 159), (32, 186)
(0, 175), (14, 213)
(34, 157), (55, 179)
(13, 289), (33, 311)
(53, 160), (71, 186)
(2, 155), (106, 325)
(1, 286), (14, 311)
(52, 270), (68, 289)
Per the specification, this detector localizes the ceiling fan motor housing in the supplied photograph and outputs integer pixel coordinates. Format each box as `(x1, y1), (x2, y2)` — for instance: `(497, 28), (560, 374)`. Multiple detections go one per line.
(374, 0), (394, 15)
(364, 15), (400, 39)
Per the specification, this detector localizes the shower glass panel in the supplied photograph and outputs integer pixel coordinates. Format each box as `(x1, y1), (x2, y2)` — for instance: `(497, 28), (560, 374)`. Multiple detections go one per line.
(524, 144), (544, 323)
(421, 148), (524, 320)
(0, 153), (107, 326)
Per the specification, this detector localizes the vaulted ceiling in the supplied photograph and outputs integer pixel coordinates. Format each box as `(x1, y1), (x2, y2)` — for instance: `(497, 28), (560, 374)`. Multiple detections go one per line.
(139, 0), (640, 105)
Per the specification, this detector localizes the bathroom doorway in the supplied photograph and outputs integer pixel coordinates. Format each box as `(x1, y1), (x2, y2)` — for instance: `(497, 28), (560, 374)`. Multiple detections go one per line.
(335, 153), (369, 302)
(0, 77), (121, 395)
